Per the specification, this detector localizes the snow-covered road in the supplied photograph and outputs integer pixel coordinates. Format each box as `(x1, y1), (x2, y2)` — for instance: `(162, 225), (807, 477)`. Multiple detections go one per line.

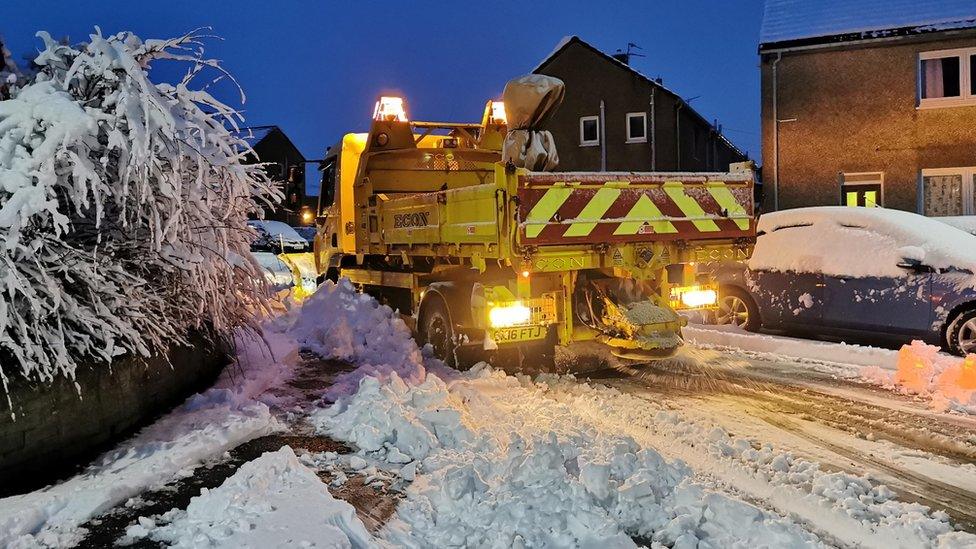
(3, 282), (976, 548)
(591, 348), (976, 533)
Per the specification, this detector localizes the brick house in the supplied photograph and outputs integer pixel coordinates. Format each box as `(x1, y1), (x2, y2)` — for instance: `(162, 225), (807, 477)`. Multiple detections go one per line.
(237, 125), (309, 225)
(760, 1), (976, 216)
(533, 36), (747, 173)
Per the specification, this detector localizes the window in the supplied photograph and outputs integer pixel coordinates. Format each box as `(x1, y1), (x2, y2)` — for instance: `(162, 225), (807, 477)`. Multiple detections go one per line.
(921, 167), (976, 216)
(625, 112), (647, 143)
(579, 116), (599, 146)
(840, 172), (883, 208)
(919, 48), (976, 108)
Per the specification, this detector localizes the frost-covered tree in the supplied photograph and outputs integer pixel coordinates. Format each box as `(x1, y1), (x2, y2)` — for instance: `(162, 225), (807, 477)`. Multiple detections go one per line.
(0, 28), (278, 391)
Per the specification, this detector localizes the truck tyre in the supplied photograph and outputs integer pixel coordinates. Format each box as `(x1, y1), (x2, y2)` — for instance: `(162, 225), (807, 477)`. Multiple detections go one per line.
(418, 296), (457, 368)
(946, 308), (976, 356)
(716, 286), (761, 333)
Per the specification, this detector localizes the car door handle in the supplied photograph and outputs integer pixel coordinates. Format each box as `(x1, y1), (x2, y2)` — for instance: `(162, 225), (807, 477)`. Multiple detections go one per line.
(815, 283), (825, 287)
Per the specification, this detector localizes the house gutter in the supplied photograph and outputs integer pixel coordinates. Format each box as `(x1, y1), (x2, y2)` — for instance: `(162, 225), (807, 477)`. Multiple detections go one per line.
(771, 52), (782, 211)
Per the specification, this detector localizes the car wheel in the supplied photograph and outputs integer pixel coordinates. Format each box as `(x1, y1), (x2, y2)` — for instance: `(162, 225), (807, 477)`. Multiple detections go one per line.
(947, 309), (976, 356)
(418, 296), (457, 367)
(715, 286), (761, 332)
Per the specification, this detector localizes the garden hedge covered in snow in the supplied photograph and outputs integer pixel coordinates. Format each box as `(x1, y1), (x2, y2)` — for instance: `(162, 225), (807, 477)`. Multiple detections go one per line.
(0, 29), (277, 390)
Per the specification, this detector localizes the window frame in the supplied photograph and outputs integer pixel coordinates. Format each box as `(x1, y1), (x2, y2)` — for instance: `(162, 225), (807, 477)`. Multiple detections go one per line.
(918, 47), (976, 109)
(579, 115), (600, 147)
(839, 172), (884, 208)
(625, 112), (647, 143)
(919, 167), (976, 216)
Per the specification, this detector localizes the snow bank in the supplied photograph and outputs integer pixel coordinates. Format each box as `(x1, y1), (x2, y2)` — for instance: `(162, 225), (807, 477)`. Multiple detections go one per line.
(751, 207), (976, 283)
(0, 329), (298, 548)
(685, 324), (898, 370)
(862, 341), (976, 414)
(287, 279), (436, 399)
(127, 446), (375, 548)
(314, 368), (822, 548)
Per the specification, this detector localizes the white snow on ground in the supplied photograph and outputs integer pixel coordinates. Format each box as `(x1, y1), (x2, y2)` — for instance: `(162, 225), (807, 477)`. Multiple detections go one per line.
(687, 323), (976, 415)
(684, 323), (898, 371)
(317, 369), (823, 548)
(126, 446), (374, 548)
(0, 329), (298, 548)
(6, 281), (976, 547)
(285, 279), (451, 400)
(301, 282), (975, 548)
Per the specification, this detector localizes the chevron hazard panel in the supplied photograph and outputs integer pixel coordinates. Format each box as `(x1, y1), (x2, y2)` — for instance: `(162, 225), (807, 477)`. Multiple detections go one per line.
(517, 173), (755, 245)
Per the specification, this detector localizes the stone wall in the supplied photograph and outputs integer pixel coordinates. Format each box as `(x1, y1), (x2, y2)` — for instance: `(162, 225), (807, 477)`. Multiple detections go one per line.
(0, 335), (227, 496)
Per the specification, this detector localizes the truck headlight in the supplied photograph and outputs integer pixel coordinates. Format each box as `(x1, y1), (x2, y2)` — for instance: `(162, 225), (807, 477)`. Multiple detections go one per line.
(488, 302), (531, 328)
(669, 285), (718, 309)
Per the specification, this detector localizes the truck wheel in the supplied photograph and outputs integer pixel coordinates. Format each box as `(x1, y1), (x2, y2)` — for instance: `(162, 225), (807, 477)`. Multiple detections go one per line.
(418, 297), (457, 367)
(715, 286), (761, 332)
(946, 309), (976, 356)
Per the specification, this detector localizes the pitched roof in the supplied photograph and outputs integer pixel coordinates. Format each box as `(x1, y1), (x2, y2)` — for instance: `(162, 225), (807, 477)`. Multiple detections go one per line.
(760, 0), (976, 49)
(235, 125), (306, 161)
(533, 36), (746, 159)
(235, 125), (276, 146)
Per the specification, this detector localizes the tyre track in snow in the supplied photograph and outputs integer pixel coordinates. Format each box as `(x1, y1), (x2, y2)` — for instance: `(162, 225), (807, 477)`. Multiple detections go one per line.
(586, 353), (976, 536)
(753, 410), (976, 532)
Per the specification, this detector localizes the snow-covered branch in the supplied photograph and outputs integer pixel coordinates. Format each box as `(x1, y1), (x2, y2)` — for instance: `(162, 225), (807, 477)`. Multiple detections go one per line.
(0, 28), (280, 389)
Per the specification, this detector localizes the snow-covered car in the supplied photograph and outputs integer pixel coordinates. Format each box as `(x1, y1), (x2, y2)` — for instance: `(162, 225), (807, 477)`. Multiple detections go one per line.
(251, 251), (296, 292)
(292, 226), (318, 246)
(710, 207), (976, 356)
(248, 220), (310, 253)
(938, 216), (976, 236)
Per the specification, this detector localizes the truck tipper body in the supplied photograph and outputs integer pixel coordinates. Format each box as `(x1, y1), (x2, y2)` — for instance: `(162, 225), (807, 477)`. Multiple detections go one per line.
(314, 83), (755, 366)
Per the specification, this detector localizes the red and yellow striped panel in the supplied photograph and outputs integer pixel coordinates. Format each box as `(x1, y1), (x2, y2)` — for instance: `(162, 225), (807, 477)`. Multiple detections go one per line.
(517, 174), (755, 245)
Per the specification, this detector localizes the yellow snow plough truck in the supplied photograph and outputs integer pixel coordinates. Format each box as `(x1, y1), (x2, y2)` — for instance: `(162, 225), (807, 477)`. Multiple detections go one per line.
(314, 75), (756, 368)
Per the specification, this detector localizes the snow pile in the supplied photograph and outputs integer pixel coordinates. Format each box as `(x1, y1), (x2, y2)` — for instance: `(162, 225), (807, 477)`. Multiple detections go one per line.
(0, 329), (297, 548)
(750, 207), (976, 283)
(127, 446), (375, 548)
(287, 280), (432, 398)
(0, 29), (277, 388)
(862, 341), (976, 413)
(315, 368), (823, 548)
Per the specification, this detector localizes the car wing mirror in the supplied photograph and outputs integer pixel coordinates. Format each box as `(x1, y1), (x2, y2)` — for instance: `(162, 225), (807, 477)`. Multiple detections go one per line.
(897, 258), (933, 273)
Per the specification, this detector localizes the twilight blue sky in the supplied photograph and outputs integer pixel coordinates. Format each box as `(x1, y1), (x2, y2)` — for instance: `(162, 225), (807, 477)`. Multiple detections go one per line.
(4, 0), (765, 194)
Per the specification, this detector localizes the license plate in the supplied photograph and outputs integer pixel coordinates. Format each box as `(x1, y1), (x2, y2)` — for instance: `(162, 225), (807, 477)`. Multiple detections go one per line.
(491, 325), (545, 344)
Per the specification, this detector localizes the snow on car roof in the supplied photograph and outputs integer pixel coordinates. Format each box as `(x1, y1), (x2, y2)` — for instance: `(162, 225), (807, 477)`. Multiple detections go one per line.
(752, 207), (976, 281)
(937, 216), (976, 236)
(247, 219), (305, 242)
(760, 0), (976, 45)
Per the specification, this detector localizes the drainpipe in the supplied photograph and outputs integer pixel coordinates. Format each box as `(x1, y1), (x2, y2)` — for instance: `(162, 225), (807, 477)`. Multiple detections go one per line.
(650, 88), (657, 170)
(676, 102), (683, 170)
(771, 52), (783, 211)
(599, 99), (607, 171)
